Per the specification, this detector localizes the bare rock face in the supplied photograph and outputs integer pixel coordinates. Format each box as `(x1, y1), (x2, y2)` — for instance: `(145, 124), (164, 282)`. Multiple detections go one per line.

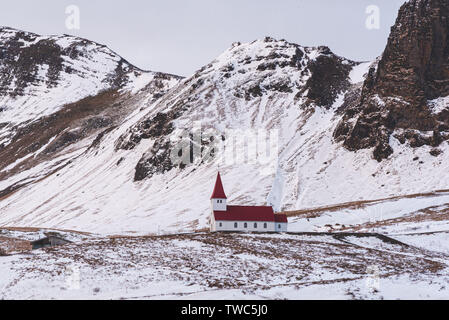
(335, 0), (449, 161)
(298, 46), (354, 108)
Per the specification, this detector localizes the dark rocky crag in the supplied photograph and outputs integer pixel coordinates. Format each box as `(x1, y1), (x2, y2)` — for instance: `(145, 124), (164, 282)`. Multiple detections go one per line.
(297, 46), (354, 108)
(334, 0), (449, 161)
(0, 27), (135, 98)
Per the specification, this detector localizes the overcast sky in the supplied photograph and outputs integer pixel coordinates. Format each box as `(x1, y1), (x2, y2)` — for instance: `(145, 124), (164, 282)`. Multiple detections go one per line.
(0, 0), (405, 76)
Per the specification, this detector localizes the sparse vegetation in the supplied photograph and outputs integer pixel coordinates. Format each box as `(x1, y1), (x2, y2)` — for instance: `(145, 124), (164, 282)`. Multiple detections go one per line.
(1, 232), (448, 299)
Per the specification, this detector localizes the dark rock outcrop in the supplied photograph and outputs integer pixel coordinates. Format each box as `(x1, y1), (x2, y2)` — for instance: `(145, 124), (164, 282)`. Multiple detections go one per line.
(299, 48), (354, 108)
(0, 27), (134, 98)
(334, 0), (449, 161)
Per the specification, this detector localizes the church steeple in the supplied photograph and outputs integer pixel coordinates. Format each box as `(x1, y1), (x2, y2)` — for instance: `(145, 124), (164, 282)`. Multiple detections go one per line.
(210, 172), (227, 199)
(210, 172), (227, 211)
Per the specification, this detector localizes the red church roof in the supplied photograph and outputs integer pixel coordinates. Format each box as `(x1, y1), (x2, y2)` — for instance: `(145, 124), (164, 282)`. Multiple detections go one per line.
(274, 214), (288, 223)
(214, 205), (278, 222)
(210, 172), (227, 199)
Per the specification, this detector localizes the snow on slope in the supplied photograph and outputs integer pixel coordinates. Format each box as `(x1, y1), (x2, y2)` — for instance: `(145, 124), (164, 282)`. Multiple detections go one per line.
(0, 37), (448, 236)
(1, 232), (448, 300)
(395, 231), (449, 255)
(0, 27), (182, 205)
(0, 27), (180, 150)
(428, 95), (449, 114)
(288, 190), (449, 233)
(348, 61), (371, 84)
(0, 38), (351, 234)
(286, 189), (449, 257)
(0, 27), (132, 125)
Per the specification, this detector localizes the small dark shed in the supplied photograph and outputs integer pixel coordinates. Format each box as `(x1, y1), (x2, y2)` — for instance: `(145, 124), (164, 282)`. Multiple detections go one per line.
(31, 235), (72, 250)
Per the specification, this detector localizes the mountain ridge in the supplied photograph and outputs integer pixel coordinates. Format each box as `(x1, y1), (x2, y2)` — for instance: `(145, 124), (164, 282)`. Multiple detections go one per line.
(0, 0), (448, 235)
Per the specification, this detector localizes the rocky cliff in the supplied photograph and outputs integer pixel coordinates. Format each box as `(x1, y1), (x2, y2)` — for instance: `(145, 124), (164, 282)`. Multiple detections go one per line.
(334, 0), (449, 161)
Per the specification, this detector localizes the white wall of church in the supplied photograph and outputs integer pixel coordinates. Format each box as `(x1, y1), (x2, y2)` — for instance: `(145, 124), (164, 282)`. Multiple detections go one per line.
(214, 220), (276, 232)
(211, 198), (227, 211)
(275, 222), (288, 232)
(210, 213), (216, 232)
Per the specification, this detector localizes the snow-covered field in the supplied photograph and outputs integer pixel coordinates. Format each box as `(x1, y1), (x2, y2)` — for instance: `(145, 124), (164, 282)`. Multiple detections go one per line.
(1, 232), (448, 300)
(288, 190), (449, 234)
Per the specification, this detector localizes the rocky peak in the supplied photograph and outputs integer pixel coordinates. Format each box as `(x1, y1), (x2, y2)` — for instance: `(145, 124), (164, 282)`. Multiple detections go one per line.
(115, 37), (358, 180)
(334, 0), (449, 161)
(0, 27), (139, 97)
(183, 37), (357, 111)
(375, 0), (449, 102)
(0, 27), (182, 180)
(0, 27), (181, 134)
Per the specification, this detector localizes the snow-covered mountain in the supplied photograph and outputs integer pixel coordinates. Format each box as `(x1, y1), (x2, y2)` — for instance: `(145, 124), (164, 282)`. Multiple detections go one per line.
(0, 36), (368, 234)
(0, 27), (179, 127)
(0, 0), (448, 236)
(0, 27), (181, 199)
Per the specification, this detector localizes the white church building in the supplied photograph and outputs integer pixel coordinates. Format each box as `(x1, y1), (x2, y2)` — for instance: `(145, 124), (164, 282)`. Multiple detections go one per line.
(210, 172), (288, 232)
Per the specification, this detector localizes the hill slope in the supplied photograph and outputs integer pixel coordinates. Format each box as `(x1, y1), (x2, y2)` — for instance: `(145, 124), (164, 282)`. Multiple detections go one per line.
(0, 27), (181, 202)
(0, 0), (448, 235)
(1, 232), (448, 299)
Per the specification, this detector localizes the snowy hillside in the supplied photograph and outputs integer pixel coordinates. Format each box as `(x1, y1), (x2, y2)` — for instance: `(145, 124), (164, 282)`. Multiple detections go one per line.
(0, 27), (178, 128)
(1, 232), (448, 299)
(0, 27), (181, 204)
(0, 27), (181, 164)
(0, 0), (448, 238)
(0, 37), (362, 234)
(0, 33), (448, 236)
